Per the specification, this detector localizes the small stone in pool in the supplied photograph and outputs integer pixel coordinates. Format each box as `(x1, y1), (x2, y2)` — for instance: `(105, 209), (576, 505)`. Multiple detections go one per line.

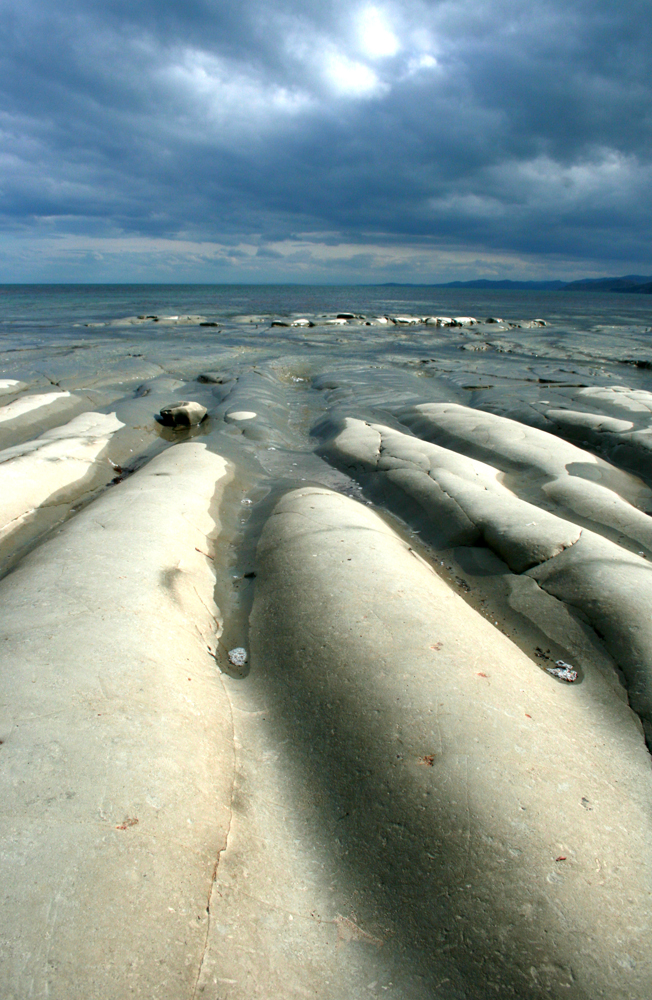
(228, 647), (248, 667)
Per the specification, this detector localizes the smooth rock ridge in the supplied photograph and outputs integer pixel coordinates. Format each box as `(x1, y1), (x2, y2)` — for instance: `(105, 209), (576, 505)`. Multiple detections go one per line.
(241, 486), (652, 1000)
(0, 442), (234, 1000)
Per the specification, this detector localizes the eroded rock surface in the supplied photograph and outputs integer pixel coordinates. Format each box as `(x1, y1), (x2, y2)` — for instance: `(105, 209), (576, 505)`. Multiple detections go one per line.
(316, 405), (652, 742)
(1, 303), (652, 998)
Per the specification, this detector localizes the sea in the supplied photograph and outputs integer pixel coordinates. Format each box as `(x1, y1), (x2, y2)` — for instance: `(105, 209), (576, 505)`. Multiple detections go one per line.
(2, 282), (652, 336)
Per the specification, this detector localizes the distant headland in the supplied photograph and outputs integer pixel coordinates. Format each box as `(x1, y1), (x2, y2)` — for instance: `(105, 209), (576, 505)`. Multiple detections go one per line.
(379, 274), (652, 292)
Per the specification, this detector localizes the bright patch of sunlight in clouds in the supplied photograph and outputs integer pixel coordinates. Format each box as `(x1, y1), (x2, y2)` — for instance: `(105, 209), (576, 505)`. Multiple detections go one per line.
(322, 52), (386, 98)
(356, 6), (401, 59)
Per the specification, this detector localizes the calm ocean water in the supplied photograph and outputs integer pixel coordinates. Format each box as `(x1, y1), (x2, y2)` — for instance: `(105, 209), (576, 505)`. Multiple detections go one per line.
(1, 283), (652, 331)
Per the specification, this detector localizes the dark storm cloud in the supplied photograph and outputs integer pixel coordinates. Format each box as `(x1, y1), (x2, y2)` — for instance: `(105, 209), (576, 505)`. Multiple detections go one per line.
(1, 0), (651, 274)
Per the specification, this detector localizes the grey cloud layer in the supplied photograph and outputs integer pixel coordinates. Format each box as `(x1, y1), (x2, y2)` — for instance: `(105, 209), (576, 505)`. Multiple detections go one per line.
(1, 0), (651, 270)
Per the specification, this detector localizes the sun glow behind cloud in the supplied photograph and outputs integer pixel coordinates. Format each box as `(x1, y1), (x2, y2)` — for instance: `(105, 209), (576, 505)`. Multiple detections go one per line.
(356, 6), (401, 59)
(322, 52), (386, 98)
(285, 4), (437, 102)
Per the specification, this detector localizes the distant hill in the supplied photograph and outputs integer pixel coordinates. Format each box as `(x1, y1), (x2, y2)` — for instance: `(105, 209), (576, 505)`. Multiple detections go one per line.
(377, 275), (652, 292)
(562, 275), (652, 293)
(378, 280), (564, 289)
(435, 279), (566, 290)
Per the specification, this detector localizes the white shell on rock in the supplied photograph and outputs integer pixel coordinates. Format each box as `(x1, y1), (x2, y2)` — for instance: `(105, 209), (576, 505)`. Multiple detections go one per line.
(228, 647), (248, 667)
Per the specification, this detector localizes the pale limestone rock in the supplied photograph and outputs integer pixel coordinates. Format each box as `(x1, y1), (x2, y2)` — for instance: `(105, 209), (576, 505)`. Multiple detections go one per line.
(0, 443), (233, 1000)
(232, 486), (652, 1000)
(0, 411), (123, 545)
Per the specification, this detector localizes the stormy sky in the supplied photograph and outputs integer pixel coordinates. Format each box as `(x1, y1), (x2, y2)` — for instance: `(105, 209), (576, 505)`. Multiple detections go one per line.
(1, 0), (650, 282)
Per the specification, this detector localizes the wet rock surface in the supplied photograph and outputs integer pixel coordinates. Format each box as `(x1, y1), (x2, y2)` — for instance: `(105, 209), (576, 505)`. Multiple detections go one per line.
(1, 291), (652, 998)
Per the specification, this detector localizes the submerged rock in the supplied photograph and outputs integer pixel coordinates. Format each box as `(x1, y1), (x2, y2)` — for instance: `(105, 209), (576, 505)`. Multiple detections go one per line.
(197, 372), (233, 384)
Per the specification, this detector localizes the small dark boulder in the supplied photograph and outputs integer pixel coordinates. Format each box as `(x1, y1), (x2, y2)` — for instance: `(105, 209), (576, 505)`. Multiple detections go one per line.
(157, 401), (208, 428)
